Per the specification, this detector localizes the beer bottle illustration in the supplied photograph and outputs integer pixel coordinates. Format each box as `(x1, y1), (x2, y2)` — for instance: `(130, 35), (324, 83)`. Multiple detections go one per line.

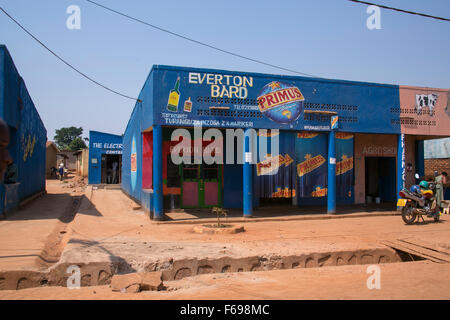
(167, 76), (181, 112)
(184, 97), (192, 112)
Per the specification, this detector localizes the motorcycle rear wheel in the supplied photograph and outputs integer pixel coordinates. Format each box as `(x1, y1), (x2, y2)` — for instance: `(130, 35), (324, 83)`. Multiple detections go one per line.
(402, 203), (416, 225)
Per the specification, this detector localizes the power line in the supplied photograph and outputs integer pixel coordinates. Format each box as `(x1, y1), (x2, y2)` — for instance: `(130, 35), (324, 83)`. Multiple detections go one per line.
(348, 0), (450, 22)
(85, 0), (321, 78)
(0, 6), (142, 102)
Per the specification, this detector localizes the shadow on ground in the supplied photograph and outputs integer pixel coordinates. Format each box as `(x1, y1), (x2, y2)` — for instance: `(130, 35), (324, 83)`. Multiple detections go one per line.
(164, 203), (397, 221)
(2, 192), (102, 222)
(68, 238), (136, 273)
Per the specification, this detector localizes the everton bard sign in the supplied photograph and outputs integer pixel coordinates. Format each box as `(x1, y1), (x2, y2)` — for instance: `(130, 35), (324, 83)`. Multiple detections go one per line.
(151, 65), (403, 133)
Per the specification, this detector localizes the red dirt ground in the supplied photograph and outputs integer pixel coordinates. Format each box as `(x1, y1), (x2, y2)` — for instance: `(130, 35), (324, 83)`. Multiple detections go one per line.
(1, 180), (449, 299)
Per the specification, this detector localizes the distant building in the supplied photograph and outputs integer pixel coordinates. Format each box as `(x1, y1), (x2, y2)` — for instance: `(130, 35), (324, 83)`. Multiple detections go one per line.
(58, 150), (77, 171)
(0, 45), (47, 215)
(46, 141), (60, 178)
(424, 137), (450, 177)
(424, 137), (450, 198)
(56, 153), (69, 169)
(88, 131), (122, 185)
(74, 148), (89, 178)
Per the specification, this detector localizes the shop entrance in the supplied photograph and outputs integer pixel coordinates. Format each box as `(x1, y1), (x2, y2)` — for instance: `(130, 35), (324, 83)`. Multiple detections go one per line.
(101, 154), (122, 184)
(180, 163), (222, 208)
(365, 157), (396, 203)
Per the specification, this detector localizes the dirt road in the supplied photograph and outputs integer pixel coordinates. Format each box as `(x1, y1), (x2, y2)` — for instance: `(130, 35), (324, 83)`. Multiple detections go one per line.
(1, 260), (449, 300)
(1, 180), (449, 299)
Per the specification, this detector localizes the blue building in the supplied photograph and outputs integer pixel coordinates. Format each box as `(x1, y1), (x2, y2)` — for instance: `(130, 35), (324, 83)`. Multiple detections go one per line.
(121, 65), (450, 220)
(0, 45), (47, 215)
(88, 131), (123, 185)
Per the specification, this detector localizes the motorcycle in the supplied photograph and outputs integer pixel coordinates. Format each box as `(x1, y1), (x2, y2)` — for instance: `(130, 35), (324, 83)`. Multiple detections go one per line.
(398, 174), (441, 225)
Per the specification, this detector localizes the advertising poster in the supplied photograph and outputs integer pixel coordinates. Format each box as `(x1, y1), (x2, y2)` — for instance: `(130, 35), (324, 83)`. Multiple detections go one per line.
(254, 131), (296, 199)
(336, 133), (354, 199)
(295, 132), (328, 198)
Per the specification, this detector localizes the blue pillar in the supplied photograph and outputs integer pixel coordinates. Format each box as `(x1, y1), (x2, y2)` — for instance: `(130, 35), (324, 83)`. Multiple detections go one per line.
(243, 129), (253, 217)
(397, 134), (405, 210)
(153, 125), (164, 220)
(327, 131), (336, 214)
(416, 139), (425, 177)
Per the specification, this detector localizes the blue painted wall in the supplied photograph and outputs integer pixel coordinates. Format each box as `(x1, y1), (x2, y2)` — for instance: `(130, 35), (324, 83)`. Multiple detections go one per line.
(151, 65), (401, 134)
(16, 80), (47, 200)
(88, 131), (123, 184)
(0, 45), (47, 213)
(122, 71), (154, 203)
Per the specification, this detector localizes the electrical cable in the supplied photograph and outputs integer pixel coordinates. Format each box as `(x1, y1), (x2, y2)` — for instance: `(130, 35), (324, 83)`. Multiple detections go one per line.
(0, 6), (142, 102)
(85, 0), (322, 78)
(348, 0), (450, 22)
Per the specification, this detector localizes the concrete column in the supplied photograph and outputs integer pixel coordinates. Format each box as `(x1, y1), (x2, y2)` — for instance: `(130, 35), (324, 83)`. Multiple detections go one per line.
(153, 125), (164, 220)
(243, 129), (253, 217)
(327, 131), (336, 214)
(397, 133), (405, 210)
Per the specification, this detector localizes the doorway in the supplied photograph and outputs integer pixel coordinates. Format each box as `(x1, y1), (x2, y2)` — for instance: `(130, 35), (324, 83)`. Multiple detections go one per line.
(365, 157), (396, 203)
(101, 154), (122, 184)
(180, 163), (222, 208)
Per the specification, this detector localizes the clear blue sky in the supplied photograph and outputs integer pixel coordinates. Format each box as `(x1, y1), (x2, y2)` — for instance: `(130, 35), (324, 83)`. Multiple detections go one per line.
(1, 0), (449, 140)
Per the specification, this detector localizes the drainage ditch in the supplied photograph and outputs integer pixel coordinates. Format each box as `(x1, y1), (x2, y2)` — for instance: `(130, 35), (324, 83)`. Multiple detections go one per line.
(0, 242), (434, 291)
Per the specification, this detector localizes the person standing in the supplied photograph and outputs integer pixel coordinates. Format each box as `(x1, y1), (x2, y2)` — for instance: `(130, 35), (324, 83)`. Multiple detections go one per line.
(112, 160), (118, 184)
(58, 163), (65, 181)
(435, 171), (448, 212)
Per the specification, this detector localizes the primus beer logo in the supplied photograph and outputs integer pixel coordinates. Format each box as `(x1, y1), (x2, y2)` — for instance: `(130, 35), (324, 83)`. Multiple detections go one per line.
(271, 187), (296, 198)
(297, 154), (326, 177)
(336, 155), (353, 175)
(257, 81), (304, 124)
(297, 132), (318, 139)
(256, 153), (294, 176)
(311, 186), (327, 197)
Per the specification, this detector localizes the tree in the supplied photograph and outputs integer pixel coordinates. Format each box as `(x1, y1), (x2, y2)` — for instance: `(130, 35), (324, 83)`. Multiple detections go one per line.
(54, 127), (86, 151)
(69, 137), (87, 151)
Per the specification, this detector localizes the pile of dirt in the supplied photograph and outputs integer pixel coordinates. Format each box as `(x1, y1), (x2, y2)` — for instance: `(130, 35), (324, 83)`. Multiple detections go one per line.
(61, 177), (87, 193)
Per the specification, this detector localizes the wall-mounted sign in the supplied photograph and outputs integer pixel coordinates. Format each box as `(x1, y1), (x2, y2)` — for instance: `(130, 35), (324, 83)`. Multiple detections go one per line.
(257, 81), (304, 124)
(331, 115), (338, 130)
(415, 93), (438, 116)
(131, 136), (137, 191)
(92, 142), (123, 149)
(106, 150), (122, 155)
(189, 72), (253, 99)
(362, 146), (396, 156)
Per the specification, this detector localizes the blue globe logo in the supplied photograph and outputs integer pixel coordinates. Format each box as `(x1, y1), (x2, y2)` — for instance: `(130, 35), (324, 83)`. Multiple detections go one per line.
(257, 81), (304, 124)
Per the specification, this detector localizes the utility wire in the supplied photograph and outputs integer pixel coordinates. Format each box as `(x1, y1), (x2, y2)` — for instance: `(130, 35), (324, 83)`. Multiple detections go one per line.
(0, 7), (142, 102)
(348, 0), (450, 22)
(86, 0), (321, 78)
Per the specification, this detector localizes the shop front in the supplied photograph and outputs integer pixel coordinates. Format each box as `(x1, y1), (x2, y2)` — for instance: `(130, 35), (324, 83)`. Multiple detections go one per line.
(88, 131), (123, 185)
(121, 65), (450, 220)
